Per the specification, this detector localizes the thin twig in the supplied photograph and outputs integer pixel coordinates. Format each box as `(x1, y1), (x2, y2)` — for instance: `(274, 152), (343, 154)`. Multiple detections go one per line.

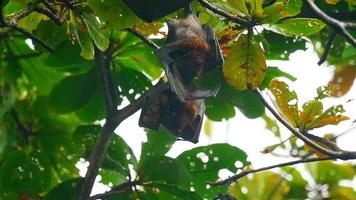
(196, 0), (253, 26)
(209, 156), (332, 186)
(95, 46), (117, 115)
(126, 28), (160, 49)
(254, 89), (356, 160)
(303, 0), (356, 47)
(10, 109), (31, 144)
(89, 180), (141, 199)
(1, 52), (42, 60)
(318, 30), (336, 65)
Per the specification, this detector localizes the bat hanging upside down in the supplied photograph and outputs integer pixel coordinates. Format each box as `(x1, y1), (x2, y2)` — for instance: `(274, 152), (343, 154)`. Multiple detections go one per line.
(155, 4), (224, 101)
(139, 87), (204, 143)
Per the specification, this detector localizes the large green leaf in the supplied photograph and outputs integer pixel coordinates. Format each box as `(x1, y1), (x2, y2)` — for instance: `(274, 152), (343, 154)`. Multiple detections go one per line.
(306, 161), (355, 185)
(262, 0), (302, 23)
(48, 67), (99, 114)
(0, 150), (51, 195)
(205, 98), (236, 121)
(138, 156), (191, 187)
(82, 13), (109, 51)
(262, 30), (306, 60)
(88, 0), (141, 30)
(270, 18), (326, 36)
(229, 171), (289, 200)
(72, 125), (137, 175)
(44, 178), (82, 200)
(139, 128), (176, 166)
(177, 144), (248, 198)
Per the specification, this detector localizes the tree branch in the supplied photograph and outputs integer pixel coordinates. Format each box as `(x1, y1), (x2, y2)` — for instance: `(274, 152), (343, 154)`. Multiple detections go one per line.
(126, 28), (160, 49)
(10, 109), (31, 144)
(254, 89), (356, 160)
(303, 0), (356, 47)
(95, 46), (117, 115)
(79, 33), (168, 199)
(209, 156), (332, 186)
(318, 30), (336, 65)
(196, 0), (254, 26)
(89, 180), (141, 199)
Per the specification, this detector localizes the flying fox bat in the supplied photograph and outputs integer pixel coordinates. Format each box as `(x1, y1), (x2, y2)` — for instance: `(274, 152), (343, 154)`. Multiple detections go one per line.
(155, 4), (224, 101)
(139, 88), (204, 143)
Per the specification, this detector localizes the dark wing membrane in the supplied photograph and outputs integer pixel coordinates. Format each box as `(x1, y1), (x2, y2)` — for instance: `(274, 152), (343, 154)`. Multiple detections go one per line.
(202, 24), (224, 72)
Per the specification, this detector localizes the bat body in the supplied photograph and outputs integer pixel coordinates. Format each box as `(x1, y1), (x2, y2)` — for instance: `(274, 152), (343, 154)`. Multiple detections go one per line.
(155, 5), (224, 101)
(139, 88), (204, 143)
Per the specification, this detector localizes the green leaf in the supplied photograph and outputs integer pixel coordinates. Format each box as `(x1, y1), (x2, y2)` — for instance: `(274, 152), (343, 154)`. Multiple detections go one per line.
(113, 67), (152, 102)
(72, 125), (137, 174)
(237, 91), (265, 118)
(246, 0), (265, 17)
(44, 178), (82, 200)
(138, 156), (191, 187)
(282, 167), (308, 199)
(177, 144), (248, 198)
(270, 18), (326, 36)
(229, 171), (289, 200)
(88, 0), (141, 30)
(139, 128), (176, 165)
(0, 84), (16, 121)
(36, 20), (67, 48)
(18, 12), (47, 31)
(205, 98), (236, 121)
(262, 0), (302, 23)
(41, 41), (92, 73)
(147, 183), (202, 200)
(223, 34), (266, 90)
(82, 13), (109, 51)
(0, 150), (51, 195)
(48, 68), (99, 114)
(260, 67), (297, 89)
(69, 14), (94, 60)
(99, 169), (127, 185)
(262, 114), (281, 138)
(75, 88), (106, 123)
(306, 161), (355, 185)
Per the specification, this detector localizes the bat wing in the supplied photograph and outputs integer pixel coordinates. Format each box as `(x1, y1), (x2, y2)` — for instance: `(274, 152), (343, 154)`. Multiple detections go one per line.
(202, 24), (224, 72)
(138, 95), (161, 130)
(155, 45), (190, 101)
(156, 45), (220, 101)
(180, 99), (205, 143)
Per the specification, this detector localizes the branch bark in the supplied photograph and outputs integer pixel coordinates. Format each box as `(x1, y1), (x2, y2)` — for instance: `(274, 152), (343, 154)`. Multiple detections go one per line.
(209, 156), (332, 186)
(303, 0), (356, 47)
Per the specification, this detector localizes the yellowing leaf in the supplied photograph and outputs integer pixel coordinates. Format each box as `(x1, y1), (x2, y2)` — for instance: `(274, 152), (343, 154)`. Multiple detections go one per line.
(261, 143), (280, 154)
(307, 105), (349, 129)
(300, 100), (323, 129)
(227, 0), (250, 16)
(269, 79), (299, 127)
(325, 0), (340, 5)
(204, 119), (213, 138)
(328, 65), (356, 97)
(223, 34), (266, 90)
(246, 0), (265, 17)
